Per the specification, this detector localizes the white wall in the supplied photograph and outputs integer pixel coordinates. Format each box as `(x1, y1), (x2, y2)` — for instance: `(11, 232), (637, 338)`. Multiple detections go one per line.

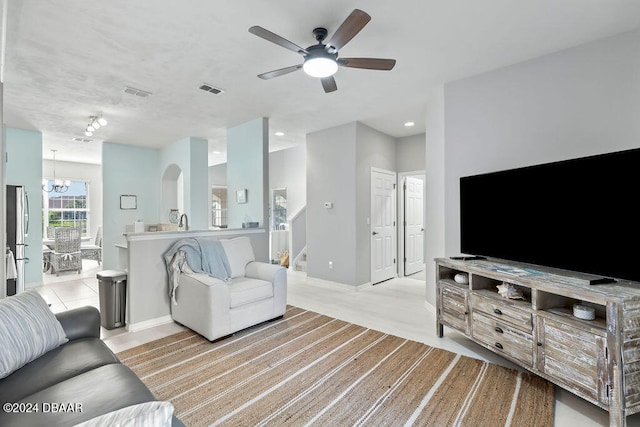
(269, 144), (306, 220)
(397, 133), (426, 173)
(43, 159), (102, 241)
(440, 28), (640, 284)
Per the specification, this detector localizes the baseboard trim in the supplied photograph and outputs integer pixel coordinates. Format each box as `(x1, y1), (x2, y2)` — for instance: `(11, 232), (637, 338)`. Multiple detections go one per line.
(126, 315), (173, 332)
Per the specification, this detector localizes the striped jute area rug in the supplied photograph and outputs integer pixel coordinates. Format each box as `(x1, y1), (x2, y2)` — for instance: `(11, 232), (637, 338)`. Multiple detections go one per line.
(117, 306), (554, 426)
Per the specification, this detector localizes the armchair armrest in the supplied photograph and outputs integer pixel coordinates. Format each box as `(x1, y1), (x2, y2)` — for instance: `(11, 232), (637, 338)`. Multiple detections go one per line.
(244, 261), (286, 285)
(55, 306), (101, 341)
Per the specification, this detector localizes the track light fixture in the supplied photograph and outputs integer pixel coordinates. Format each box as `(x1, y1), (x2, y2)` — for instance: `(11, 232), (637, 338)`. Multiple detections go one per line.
(85, 114), (107, 137)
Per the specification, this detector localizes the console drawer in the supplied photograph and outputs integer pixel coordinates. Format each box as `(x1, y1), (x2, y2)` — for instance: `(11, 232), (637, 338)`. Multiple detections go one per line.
(472, 311), (534, 367)
(440, 284), (468, 334)
(471, 293), (532, 330)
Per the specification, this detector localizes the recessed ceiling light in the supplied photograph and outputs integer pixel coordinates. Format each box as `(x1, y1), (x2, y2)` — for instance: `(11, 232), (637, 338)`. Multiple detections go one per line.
(275, 132), (285, 137)
(404, 121), (415, 127)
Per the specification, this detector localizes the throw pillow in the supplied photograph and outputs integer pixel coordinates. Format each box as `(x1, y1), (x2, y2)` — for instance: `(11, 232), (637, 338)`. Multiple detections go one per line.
(74, 401), (174, 427)
(0, 290), (68, 379)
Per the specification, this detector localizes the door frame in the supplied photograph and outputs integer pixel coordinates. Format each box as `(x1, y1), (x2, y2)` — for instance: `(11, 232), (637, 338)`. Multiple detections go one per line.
(397, 170), (425, 277)
(370, 167), (397, 285)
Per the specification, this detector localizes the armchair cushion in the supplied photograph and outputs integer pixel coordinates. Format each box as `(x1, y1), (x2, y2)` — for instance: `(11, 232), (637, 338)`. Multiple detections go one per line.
(0, 290), (68, 379)
(220, 237), (255, 278)
(228, 277), (273, 308)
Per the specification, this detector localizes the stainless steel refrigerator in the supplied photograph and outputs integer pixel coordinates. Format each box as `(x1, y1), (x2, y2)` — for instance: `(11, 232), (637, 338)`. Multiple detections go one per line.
(6, 185), (29, 296)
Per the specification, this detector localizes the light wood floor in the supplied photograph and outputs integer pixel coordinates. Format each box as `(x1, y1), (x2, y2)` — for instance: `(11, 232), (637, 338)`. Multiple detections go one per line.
(33, 267), (638, 426)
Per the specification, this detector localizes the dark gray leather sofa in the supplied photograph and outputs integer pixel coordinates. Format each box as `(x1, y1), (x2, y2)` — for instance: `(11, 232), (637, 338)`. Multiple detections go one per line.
(0, 306), (184, 426)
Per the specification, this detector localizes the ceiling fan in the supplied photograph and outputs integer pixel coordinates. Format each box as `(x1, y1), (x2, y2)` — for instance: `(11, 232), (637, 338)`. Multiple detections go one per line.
(249, 9), (396, 93)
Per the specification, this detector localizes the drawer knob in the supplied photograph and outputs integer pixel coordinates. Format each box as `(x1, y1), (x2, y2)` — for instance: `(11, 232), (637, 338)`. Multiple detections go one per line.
(537, 342), (543, 347)
(494, 308), (503, 316)
(495, 326), (503, 334)
(495, 342), (503, 350)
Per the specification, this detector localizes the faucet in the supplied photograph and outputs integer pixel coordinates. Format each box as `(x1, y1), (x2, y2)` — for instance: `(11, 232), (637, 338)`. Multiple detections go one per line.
(178, 213), (189, 231)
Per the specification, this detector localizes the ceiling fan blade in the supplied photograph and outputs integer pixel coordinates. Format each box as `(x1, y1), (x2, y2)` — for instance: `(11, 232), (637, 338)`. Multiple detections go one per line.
(258, 65), (303, 80)
(338, 58), (396, 70)
(249, 26), (308, 56)
(327, 9), (371, 51)
(321, 76), (337, 93)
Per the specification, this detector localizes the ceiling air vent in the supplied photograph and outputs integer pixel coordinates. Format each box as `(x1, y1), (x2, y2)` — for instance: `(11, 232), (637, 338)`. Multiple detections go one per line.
(199, 83), (224, 95)
(123, 86), (152, 97)
(72, 137), (93, 143)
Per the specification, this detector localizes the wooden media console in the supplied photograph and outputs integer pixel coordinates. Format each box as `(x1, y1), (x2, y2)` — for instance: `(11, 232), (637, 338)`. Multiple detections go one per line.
(435, 258), (640, 426)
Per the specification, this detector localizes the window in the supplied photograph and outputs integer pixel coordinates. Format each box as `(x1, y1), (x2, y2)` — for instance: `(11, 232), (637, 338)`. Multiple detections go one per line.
(43, 181), (89, 236)
(211, 186), (228, 228)
(271, 188), (287, 230)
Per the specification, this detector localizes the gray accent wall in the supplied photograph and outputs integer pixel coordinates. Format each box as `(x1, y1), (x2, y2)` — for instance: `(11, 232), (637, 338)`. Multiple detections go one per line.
(355, 123), (396, 285)
(306, 122), (397, 287)
(437, 28), (640, 297)
(307, 122), (358, 285)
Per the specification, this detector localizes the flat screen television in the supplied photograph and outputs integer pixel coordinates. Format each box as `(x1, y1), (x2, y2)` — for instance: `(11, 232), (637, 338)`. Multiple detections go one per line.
(460, 147), (640, 283)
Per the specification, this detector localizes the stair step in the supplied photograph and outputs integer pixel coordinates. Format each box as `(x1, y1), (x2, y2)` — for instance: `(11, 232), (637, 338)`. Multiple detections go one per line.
(295, 258), (307, 272)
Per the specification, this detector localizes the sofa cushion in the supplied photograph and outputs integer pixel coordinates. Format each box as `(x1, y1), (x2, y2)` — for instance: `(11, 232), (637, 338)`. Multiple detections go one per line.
(75, 401), (174, 427)
(221, 237), (255, 278)
(0, 290), (68, 379)
(228, 277), (273, 308)
(0, 338), (119, 403)
(0, 364), (157, 427)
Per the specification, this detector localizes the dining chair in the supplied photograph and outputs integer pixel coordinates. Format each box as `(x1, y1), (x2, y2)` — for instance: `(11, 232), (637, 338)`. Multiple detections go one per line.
(49, 227), (82, 276)
(81, 225), (102, 265)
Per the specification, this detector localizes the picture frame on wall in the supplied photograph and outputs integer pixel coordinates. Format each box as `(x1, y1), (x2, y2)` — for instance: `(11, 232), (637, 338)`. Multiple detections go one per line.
(236, 189), (247, 204)
(120, 195), (137, 209)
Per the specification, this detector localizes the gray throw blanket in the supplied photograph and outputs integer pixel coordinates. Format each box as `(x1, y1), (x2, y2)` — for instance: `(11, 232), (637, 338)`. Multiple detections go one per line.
(163, 238), (231, 304)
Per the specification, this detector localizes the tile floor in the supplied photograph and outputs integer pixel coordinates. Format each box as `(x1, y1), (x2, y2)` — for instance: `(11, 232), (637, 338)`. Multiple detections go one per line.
(32, 265), (639, 426)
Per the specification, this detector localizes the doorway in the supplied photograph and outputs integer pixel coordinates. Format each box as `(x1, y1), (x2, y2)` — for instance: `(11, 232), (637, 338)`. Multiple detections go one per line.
(400, 174), (425, 276)
(370, 168), (397, 285)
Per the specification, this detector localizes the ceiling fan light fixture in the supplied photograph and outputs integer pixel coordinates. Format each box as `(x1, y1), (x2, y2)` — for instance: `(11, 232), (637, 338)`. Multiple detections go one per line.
(303, 56), (338, 78)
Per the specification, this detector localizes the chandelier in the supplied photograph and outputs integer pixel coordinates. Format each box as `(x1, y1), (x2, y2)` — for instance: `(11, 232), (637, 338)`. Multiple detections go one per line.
(42, 149), (70, 193)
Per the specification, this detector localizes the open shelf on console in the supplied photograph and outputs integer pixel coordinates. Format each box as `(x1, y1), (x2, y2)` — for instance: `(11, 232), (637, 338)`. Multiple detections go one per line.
(437, 265), (469, 290)
(471, 274), (532, 304)
(536, 290), (607, 330)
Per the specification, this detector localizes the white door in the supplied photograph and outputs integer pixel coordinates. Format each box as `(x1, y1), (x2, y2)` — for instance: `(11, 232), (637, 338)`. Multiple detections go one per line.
(404, 176), (424, 276)
(371, 169), (397, 284)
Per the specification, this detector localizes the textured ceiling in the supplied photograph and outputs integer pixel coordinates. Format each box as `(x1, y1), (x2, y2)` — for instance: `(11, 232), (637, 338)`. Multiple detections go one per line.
(3, 1), (640, 165)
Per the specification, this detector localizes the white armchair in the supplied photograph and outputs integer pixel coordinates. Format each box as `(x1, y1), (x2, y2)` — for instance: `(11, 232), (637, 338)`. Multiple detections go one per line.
(169, 237), (287, 341)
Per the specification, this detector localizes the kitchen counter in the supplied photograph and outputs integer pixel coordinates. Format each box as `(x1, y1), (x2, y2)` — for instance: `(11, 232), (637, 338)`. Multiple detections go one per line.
(121, 228), (267, 332)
